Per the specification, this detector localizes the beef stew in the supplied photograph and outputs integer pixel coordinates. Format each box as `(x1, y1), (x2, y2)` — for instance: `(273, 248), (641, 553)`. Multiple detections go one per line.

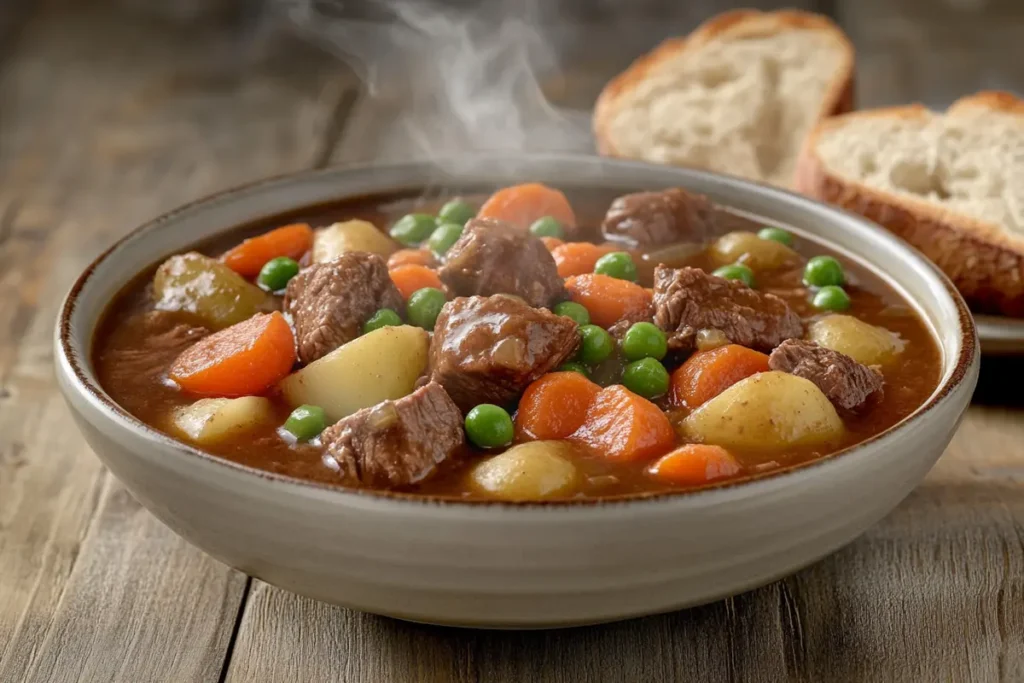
(93, 184), (941, 500)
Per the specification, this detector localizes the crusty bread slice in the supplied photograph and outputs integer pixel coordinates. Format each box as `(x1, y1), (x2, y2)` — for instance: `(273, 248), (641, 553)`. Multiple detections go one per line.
(593, 9), (855, 188)
(796, 91), (1024, 316)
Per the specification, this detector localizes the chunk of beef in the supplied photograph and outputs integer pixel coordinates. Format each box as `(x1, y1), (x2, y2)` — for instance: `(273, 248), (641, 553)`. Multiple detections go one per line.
(602, 188), (715, 248)
(438, 218), (566, 308)
(769, 339), (884, 412)
(653, 266), (803, 353)
(285, 252), (404, 364)
(95, 310), (209, 405)
(320, 382), (464, 489)
(428, 294), (579, 412)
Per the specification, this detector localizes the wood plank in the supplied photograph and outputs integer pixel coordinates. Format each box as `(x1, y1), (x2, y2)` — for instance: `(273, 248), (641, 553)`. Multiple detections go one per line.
(0, 4), (352, 682)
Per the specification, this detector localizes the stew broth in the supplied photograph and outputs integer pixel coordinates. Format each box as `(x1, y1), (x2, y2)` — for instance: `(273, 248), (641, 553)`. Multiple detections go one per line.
(93, 187), (942, 498)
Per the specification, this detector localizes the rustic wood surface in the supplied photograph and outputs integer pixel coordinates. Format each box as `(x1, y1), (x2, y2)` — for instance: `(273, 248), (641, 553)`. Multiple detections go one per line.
(1, 1), (1023, 682)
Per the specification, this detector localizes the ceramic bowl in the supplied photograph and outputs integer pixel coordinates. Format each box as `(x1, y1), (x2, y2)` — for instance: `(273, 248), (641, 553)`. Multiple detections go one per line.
(55, 154), (978, 628)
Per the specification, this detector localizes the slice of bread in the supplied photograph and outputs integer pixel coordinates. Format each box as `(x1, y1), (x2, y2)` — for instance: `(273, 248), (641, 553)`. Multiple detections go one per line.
(593, 10), (855, 188)
(796, 91), (1024, 316)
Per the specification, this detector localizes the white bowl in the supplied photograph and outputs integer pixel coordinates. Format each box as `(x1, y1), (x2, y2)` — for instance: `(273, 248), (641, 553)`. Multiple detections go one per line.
(55, 155), (978, 628)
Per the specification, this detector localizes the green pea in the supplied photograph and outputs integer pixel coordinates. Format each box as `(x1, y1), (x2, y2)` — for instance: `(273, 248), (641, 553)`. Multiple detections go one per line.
(362, 308), (402, 334)
(464, 404), (514, 449)
(757, 226), (794, 246)
(406, 287), (447, 330)
(438, 199), (475, 227)
(575, 324), (614, 366)
(557, 362), (590, 376)
(712, 263), (756, 288)
(812, 285), (851, 311)
(257, 256), (299, 292)
(594, 251), (638, 282)
(390, 213), (437, 246)
(804, 255), (845, 288)
(621, 322), (668, 361)
(621, 358), (670, 399)
(427, 222), (464, 255)
(282, 404), (326, 442)
(553, 301), (590, 326)
(529, 216), (564, 239)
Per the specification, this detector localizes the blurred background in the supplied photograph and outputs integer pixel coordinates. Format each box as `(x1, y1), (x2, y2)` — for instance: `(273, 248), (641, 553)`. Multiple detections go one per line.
(1, 0), (1021, 189)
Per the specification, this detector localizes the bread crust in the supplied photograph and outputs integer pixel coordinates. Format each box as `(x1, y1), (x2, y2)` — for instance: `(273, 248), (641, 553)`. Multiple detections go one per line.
(795, 92), (1024, 316)
(593, 9), (856, 170)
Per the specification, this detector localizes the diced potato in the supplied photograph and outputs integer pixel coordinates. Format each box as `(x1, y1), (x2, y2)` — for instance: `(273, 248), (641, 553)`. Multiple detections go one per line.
(808, 314), (904, 366)
(312, 220), (397, 263)
(153, 252), (271, 330)
(711, 231), (801, 272)
(279, 325), (428, 422)
(468, 441), (579, 500)
(171, 396), (273, 445)
(681, 371), (843, 452)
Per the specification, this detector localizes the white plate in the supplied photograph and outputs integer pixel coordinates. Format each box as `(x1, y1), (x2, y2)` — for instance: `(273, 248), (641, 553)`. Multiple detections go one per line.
(976, 315), (1024, 355)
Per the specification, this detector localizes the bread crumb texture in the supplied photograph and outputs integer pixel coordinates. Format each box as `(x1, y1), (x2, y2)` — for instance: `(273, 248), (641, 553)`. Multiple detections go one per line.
(604, 31), (843, 187)
(816, 106), (1023, 235)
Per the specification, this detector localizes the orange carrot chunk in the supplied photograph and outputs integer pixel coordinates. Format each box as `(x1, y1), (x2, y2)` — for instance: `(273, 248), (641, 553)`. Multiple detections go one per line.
(169, 311), (296, 397)
(648, 444), (741, 487)
(551, 242), (616, 278)
(540, 236), (565, 252)
(515, 371), (602, 441)
(388, 248), (438, 269)
(564, 273), (653, 329)
(571, 385), (675, 462)
(221, 223), (313, 278)
(670, 344), (770, 409)
(477, 183), (576, 232)
(389, 264), (444, 300)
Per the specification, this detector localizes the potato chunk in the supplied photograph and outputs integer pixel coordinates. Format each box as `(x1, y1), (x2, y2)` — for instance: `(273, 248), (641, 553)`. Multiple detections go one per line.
(172, 396), (273, 445)
(468, 441), (579, 500)
(279, 325), (429, 423)
(312, 220), (397, 263)
(681, 371), (843, 452)
(710, 231), (801, 272)
(153, 252), (271, 330)
(808, 314), (904, 366)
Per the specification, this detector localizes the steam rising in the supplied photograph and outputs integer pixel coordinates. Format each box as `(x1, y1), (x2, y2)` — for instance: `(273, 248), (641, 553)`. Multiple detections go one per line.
(275, 0), (594, 166)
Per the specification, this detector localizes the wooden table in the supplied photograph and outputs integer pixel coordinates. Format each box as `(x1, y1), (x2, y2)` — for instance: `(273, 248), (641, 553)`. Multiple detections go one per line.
(2, 2), (1023, 681)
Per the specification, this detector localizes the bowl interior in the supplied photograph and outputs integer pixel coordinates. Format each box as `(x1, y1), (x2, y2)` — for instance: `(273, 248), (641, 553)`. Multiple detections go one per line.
(59, 153), (976, 494)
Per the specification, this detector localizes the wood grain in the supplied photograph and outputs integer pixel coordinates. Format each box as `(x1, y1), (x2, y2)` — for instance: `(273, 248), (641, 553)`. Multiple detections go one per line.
(1, 1), (1024, 682)
(0, 3), (351, 682)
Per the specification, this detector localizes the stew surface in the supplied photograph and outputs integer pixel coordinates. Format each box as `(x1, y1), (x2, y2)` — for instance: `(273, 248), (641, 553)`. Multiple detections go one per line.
(93, 184), (942, 500)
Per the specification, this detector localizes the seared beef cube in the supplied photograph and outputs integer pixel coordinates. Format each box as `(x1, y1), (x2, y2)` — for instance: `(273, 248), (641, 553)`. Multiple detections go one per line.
(769, 339), (883, 412)
(96, 311), (209, 391)
(285, 252), (404, 364)
(428, 294), (579, 412)
(438, 218), (566, 308)
(653, 265), (802, 353)
(320, 382), (464, 489)
(602, 188), (714, 248)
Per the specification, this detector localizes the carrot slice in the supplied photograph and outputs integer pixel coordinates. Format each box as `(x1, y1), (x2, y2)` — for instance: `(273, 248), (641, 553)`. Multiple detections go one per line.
(389, 264), (444, 300)
(670, 344), (770, 409)
(169, 312), (296, 397)
(551, 242), (616, 278)
(388, 248), (438, 269)
(540, 236), (565, 252)
(515, 371), (602, 441)
(564, 273), (653, 329)
(477, 183), (576, 232)
(221, 223), (313, 278)
(648, 445), (741, 486)
(571, 385), (675, 462)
